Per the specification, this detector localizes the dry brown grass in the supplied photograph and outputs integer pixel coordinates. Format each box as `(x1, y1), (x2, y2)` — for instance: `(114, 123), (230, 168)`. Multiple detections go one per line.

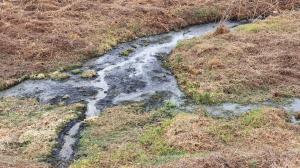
(83, 103), (150, 138)
(157, 107), (300, 167)
(0, 97), (86, 167)
(1, 0), (298, 90)
(157, 150), (300, 168)
(213, 21), (230, 36)
(170, 10), (300, 103)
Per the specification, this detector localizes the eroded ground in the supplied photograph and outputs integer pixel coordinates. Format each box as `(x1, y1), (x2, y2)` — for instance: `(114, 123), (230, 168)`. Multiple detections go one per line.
(0, 97), (85, 167)
(169, 11), (300, 104)
(0, 0), (298, 90)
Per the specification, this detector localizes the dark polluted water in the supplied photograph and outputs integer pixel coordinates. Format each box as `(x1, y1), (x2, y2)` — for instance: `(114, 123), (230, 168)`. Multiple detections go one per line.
(0, 21), (300, 167)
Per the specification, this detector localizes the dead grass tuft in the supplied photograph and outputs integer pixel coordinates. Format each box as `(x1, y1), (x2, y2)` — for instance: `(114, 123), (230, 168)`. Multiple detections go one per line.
(213, 21), (230, 36)
(49, 71), (69, 80)
(80, 70), (97, 78)
(207, 58), (225, 69)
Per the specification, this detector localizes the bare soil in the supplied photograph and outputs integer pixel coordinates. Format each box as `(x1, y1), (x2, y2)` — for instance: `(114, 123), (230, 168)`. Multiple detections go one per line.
(1, 0), (298, 90)
(169, 10), (300, 104)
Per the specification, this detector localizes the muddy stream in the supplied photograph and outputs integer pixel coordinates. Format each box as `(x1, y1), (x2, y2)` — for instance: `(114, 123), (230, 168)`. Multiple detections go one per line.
(1, 21), (300, 167)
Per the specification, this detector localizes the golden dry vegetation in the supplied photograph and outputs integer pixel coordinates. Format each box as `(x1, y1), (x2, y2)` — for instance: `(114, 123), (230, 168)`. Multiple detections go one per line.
(0, 97), (86, 167)
(169, 10), (300, 104)
(1, 0), (298, 90)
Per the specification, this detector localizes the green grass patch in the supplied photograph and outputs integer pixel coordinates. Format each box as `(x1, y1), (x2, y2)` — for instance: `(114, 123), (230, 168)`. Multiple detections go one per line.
(71, 69), (83, 74)
(119, 48), (135, 56)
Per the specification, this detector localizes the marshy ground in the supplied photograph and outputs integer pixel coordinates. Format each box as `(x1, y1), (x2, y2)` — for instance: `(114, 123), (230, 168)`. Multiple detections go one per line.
(1, 1), (300, 168)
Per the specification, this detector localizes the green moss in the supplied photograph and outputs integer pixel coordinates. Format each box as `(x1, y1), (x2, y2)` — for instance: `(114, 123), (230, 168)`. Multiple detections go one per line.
(71, 69), (83, 74)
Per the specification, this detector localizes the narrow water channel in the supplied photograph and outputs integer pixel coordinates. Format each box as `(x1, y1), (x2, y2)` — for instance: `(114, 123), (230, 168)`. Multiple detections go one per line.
(0, 20), (299, 167)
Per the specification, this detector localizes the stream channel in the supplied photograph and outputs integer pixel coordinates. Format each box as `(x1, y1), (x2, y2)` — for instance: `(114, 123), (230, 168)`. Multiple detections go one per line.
(1, 21), (300, 167)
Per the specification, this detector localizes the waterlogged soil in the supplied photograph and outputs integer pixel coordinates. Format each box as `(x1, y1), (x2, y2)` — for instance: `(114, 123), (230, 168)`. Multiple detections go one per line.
(1, 21), (300, 167)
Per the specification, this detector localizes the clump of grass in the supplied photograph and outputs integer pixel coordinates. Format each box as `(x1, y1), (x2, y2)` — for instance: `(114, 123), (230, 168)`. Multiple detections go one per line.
(81, 70), (97, 78)
(0, 97), (86, 166)
(207, 58), (224, 69)
(49, 71), (70, 81)
(131, 44), (137, 48)
(62, 94), (70, 99)
(71, 69), (83, 74)
(119, 48), (135, 56)
(213, 21), (230, 36)
(30, 73), (46, 80)
(37, 73), (46, 79)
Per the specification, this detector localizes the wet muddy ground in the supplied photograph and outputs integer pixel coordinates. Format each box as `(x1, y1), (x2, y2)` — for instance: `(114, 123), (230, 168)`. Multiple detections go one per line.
(1, 20), (300, 167)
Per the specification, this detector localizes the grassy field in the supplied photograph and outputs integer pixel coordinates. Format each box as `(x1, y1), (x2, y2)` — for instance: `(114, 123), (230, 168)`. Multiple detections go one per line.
(169, 10), (300, 104)
(70, 101), (300, 167)
(0, 97), (86, 167)
(0, 0), (298, 90)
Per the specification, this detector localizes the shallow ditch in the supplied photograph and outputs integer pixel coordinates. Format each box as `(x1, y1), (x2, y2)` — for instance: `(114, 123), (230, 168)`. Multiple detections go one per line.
(1, 20), (300, 167)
